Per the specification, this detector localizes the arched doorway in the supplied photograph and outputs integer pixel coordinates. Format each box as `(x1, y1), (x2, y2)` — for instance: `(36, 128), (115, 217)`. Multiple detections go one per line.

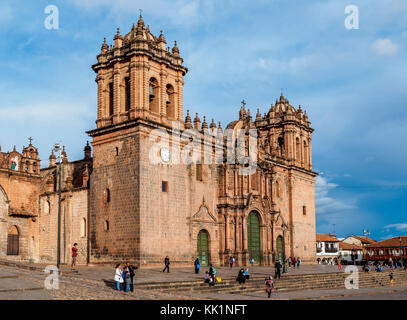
(247, 211), (261, 264)
(276, 235), (283, 262)
(197, 230), (209, 267)
(7, 225), (19, 256)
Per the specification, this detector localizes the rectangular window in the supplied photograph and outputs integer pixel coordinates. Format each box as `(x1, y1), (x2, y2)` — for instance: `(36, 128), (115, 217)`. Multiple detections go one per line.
(162, 181), (168, 192)
(303, 206), (307, 216)
(196, 164), (202, 181)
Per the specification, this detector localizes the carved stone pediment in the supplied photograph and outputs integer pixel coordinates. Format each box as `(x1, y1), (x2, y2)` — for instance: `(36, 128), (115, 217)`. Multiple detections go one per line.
(192, 205), (217, 223)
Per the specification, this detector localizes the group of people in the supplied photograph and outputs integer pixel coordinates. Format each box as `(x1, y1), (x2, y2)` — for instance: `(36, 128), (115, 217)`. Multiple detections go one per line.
(204, 264), (217, 286)
(114, 262), (138, 292)
(287, 256), (301, 269)
(236, 268), (250, 284)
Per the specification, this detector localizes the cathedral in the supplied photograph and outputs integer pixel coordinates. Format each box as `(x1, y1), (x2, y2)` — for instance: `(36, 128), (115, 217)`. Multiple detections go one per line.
(0, 17), (317, 267)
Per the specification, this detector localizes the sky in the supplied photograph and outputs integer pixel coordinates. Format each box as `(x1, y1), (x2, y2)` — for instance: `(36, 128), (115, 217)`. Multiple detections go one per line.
(0, 0), (406, 240)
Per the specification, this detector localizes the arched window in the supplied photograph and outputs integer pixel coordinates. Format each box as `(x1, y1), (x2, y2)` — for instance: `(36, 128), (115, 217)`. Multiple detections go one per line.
(108, 82), (114, 116)
(303, 141), (308, 167)
(7, 226), (19, 255)
(296, 137), (300, 162)
(166, 84), (175, 119)
(124, 77), (131, 111)
(149, 78), (159, 114)
(81, 218), (86, 237)
(278, 136), (284, 156)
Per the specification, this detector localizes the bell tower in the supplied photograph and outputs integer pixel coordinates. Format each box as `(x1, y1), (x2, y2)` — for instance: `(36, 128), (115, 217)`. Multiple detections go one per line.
(92, 15), (188, 129)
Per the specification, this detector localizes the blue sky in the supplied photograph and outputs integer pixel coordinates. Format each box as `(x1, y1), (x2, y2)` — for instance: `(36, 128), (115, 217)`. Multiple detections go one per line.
(0, 0), (406, 240)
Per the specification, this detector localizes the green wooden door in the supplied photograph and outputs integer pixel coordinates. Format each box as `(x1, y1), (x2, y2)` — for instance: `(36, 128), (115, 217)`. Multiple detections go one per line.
(197, 230), (209, 267)
(276, 236), (283, 262)
(247, 212), (261, 264)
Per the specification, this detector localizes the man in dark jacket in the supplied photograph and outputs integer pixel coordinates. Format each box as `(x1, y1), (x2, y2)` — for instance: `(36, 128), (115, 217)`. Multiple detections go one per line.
(126, 262), (138, 292)
(275, 260), (282, 279)
(163, 256), (170, 273)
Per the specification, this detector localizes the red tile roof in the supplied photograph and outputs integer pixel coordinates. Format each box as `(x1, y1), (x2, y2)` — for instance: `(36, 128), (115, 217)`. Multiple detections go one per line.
(316, 234), (339, 242)
(349, 235), (376, 244)
(366, 236), (407, 248)
(339, 242), (363, 251)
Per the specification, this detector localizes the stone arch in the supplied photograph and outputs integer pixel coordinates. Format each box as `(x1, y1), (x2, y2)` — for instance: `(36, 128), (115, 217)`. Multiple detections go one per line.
(149, 77), (159, 114)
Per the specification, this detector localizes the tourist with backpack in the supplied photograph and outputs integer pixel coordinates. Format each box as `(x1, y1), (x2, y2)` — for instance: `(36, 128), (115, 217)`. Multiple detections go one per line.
(265, 276), (274, 298)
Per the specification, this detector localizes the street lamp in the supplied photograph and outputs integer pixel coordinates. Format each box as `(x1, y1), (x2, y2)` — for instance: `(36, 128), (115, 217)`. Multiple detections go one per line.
(53, 142), (63, 270)
(363, 229), (370, 264)
(282, 223), (288, 274)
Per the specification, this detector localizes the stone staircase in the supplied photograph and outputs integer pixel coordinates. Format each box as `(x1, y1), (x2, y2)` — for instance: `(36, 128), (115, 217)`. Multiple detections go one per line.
(137, 269), (407, 295)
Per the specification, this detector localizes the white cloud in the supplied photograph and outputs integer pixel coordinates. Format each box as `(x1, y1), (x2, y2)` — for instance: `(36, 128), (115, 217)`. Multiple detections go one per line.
(372, 38), (399, 56)
(315, 175), (356, 215)
(384, 223), (407, 231)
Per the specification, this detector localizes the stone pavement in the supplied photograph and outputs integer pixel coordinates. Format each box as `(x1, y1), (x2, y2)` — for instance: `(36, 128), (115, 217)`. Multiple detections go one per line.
(0, 269), (52, 300)
(2, 260), (406, 300)
(51, 263), (357, 284)
(195, 286), (407, 300)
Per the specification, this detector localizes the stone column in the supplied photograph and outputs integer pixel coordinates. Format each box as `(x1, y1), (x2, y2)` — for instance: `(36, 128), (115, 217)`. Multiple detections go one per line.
(129, 61), (137, 119)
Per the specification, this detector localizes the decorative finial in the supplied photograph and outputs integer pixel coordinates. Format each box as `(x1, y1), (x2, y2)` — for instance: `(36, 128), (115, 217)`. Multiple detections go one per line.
(241, 100), (246, 109)
(139, 8), (143, 17)
(28, 137), (33, 145)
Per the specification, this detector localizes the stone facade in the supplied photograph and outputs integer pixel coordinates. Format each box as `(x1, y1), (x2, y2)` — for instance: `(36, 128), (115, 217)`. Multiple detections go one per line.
(0, 17), (317, 267)
(87, 17), (317, 267)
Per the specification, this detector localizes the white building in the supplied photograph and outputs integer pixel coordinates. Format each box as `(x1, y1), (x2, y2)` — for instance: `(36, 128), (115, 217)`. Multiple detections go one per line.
(316, 234), (340, 264)
(339, 242), (363, 264)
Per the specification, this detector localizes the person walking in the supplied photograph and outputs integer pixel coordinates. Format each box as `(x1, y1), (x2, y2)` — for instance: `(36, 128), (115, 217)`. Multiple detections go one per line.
(126, 262), (138, 292)
(275, 260), (282, 279)
(389, 272), (394, 287)
(292, 256), (297, 269)
(163, 256), (170, 273)
(229, 256), (234, 269)
(297, 257), (301, 269)
(288, 257), (292, 268)
(265, 276), (274, 298)
(194, 258), (200, 274)
(71, 243), (78, 271)
(338, 257), (342, 271)
(209, 264), (216, 286)
(114, 264), (123, 291)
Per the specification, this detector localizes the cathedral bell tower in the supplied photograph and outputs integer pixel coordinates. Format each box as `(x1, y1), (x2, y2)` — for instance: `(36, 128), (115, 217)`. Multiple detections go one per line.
(92, 15), (188, 129)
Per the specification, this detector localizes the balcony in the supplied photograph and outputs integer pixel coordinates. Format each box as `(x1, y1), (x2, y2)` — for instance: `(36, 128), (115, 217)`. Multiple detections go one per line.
(324, 247), (339, 253)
